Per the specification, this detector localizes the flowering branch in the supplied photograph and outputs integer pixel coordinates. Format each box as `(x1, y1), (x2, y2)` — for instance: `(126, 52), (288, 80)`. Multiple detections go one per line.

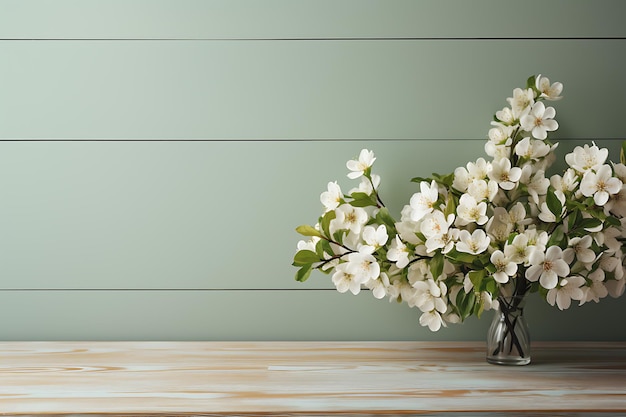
(293, 75), (626, 333)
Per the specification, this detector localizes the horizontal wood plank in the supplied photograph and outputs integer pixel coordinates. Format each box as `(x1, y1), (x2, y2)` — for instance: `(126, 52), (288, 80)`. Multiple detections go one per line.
(1, 0), (625, 39)
(1, 341), (624, 415)
(0, 40), (625, 139)
(0, 139), (622, 290)
(0, 290), (624, 341)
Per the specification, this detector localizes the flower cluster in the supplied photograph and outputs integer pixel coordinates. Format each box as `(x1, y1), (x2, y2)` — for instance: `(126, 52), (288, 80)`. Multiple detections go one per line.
(293, 75), (626, 331)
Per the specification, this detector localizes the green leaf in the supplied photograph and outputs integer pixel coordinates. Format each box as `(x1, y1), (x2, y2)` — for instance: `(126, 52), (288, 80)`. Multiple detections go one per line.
(432, 172), (455, 187)
(349, 192), (377, 207)
(295, 225), (322, 238)
(456, 290), (476, 320)
(546, 189), (562, 219)
(376, 207), (397, 232)
(577, 218), (603, 231)
(443, 192), (457, 218)
(468, 270), (486, 290)
(567, 209), (581, 231)
(295, 264), (313, 282)
(485, 279), (498, 295)
(292, 250), (320, 266)
(526, 75), (537, 90)
(547, 225), (565, 247)
(411, 177), (432, 184)
(605, 215), (621, 228)
(429, 252), (444, 279)
(446, 248), (475, 265)
(321, 210), (336, 238)
(621, 140), (626, 165)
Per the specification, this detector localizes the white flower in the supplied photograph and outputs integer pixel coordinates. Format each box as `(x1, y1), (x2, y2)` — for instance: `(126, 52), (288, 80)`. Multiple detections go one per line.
(520, 167), (550, 204)
(490, 250), (517, 284)
(413, 279), (448, 314)
(565, 144), (608, 174)
(504, 234), (533, 265)
(494, 107), (516, 125)
(409, 180), (439, 221)
(349, 174), (381, 195)
(524, 228), (549, 253)
(419, 310), (446, 332)
(536, 74), (563, 101)
(581, 269), (609, 305)
(420, 210), (453, 239)
(467, 179), (499, 202)
(456, 193), (488, 225)
(507, 87), (535, 118)
(486, 208), (514, 243)
(331, 263), (362, 295)
(580, 164), (622, 206)
(426, 228), (459, 255)
(330, 204), (369, 234)
(526, 246), (570, 289)
(520, 101), (558, 140)
(488, 125), (514, 145)
(362, 224), (388, 249)
(346, 246), (380, 284)
(547, 276), (585, 310)
(297, 235), (319, 252)
(366, 272), (390, 299)
(387, 235), (410, 269)
(515, 137), (551, 161)
(612, 163), (626, 182)
(320, 181), (343, 212)
(538, 190), (566, 223)
(456, 229), (490, 255)
(407, 259), (431, 285)
(563, 235), (596, 265)
(346, 149), (376, 179)
(550, 169), (579, 193)
(489, 157), (522, 190)
(485, 141), (511, 161)
(606, 185), (626, 217)
(606, 278), (626, 298)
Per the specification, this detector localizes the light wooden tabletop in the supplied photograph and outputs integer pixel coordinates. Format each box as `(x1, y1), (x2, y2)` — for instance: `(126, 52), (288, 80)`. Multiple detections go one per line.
(0, 341), (624, 416)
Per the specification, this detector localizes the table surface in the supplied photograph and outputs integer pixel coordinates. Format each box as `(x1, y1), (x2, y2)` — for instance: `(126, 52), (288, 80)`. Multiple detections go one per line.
(0, 341), (625, 416)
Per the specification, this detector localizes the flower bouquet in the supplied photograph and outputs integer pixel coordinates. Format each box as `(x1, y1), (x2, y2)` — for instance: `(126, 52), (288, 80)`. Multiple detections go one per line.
(292, 75), (626, 365)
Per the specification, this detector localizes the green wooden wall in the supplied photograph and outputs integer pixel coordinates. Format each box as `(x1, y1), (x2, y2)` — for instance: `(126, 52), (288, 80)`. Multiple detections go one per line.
(1, 0), (625, 341)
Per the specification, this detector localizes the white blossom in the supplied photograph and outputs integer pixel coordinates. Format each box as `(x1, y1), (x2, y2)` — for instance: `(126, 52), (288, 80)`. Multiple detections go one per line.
(320, 181), (343, 211)
(526, 246), (570, 289)
(547, 276), (585, 310)
(345, 246), (380, 284)
(346, 149), (376, 179)
(565, 144), (608, 174)
(520, 101), (558, 140)
(456, 229), (490, 255)
(580, 164), (622, 206)
(490, 250), (517, 284)
(409, 180), (439, 221)
(387, 235), (410, 269)
(332, 263), (362, 295)
(362, 224), (388, 249)
(563, 235), (596, 265)
(507, 87), (534, 119)
(456, 193), (488, 225)
(330, 204), (369, 235)
(536, 74), (563, 101)
(489, 157), (522, 190)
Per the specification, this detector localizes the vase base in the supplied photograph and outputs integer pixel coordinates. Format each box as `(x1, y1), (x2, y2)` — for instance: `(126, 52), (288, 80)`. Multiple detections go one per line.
(487, 355), (531, 366)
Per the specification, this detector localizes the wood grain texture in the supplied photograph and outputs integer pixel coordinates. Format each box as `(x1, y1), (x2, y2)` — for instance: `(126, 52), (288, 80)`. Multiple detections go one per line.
(0, 341), (624, 415)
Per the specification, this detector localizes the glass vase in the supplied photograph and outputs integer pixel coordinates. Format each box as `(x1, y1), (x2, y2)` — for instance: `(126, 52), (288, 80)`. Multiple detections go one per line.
(486, 296), (530, 366)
